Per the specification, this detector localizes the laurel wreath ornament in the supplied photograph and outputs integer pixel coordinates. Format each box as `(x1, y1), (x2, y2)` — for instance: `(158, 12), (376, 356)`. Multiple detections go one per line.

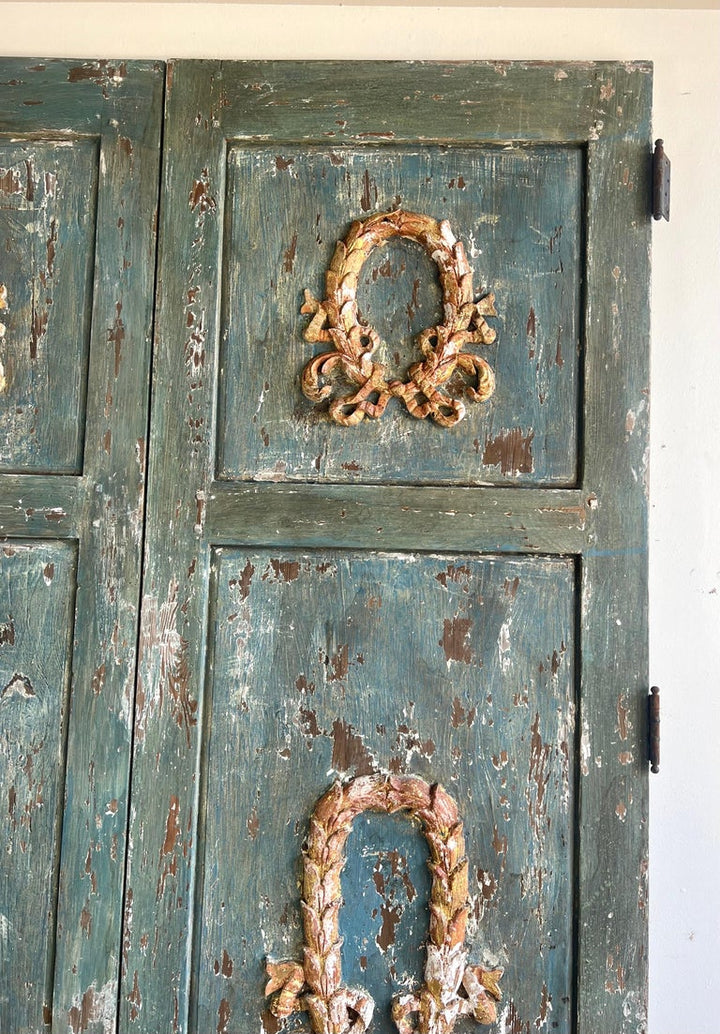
(265, 774), (503, 1034)
(300, 211), (497, 428)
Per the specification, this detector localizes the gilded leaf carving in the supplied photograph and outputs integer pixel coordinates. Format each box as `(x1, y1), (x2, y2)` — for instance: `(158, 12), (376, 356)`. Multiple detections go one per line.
(301, 211), (497, 428)
(266, 773), (503, 1034)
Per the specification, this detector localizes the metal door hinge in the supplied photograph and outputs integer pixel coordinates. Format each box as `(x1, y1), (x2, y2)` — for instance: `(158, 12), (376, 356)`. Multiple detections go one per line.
(653, 140), (671, 222)
(648, 686), (660, 773)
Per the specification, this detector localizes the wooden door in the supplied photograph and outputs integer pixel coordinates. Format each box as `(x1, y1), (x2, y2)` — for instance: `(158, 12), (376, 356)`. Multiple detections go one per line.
(0, 60), (163, 1032)
(121, 61), (651, 1034)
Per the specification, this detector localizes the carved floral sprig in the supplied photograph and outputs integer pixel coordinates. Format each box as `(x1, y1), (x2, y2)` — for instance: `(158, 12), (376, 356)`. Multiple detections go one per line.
(266, 773), (503, 1034)
(301, 211), (497, 428)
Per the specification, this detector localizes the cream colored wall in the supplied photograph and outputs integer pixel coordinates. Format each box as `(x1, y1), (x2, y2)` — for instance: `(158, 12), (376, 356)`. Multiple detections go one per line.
(4, 6), (720, 1032)
(7, 0), (720, 7)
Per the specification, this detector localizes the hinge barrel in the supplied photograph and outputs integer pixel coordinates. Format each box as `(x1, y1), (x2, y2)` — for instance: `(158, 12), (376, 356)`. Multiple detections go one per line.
(648, 686), (660, 773)
(653, 140), (671, 221)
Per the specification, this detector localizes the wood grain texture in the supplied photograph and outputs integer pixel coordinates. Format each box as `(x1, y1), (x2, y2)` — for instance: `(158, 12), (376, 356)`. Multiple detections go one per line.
(0, 474), (80, 538)
(175, 60), (648, 146)
(0, 59), (164, 1033)
(120, 60), (220, 1034)
(0, 56), (651, 1034)
(206, 483), (589, 554)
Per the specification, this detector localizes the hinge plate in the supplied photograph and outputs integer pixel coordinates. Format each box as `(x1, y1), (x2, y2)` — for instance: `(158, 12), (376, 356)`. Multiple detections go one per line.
(653, 140), (671, 221)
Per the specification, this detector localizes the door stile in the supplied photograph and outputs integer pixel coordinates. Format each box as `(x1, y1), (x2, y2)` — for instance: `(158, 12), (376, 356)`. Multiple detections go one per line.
(575, 88), (652, 1031)
(48, 64), (165, 1033)
(120, 61), (229, 1034)
(185, 548), (222, 1031)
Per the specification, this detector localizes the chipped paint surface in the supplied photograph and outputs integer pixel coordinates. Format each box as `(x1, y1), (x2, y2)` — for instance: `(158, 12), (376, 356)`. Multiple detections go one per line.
(483, 430), (535, 477)
(0, 283), (8, 394)
(67, 980), (118, 1034)
(137, 580), (198, 747)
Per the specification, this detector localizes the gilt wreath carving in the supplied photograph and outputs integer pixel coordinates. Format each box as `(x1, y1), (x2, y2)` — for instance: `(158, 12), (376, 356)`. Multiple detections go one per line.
(265, 773), (503, 1034)
(301, 211), (497, 428)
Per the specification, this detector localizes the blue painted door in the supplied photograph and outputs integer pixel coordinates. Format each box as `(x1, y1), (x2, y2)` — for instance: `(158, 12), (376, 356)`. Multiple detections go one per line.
(0, 60), (163, 1032)
(122, 62), (651, 1034)
(0, 58), (651, 1034)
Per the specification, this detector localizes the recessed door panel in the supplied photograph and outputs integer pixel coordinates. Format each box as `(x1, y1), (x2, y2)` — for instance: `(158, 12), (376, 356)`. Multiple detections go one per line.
(0, 541), (77, 1031)
(0, 139), (98, 474)
(194, 550), (576, 1034)
(218, 145), (583, 486)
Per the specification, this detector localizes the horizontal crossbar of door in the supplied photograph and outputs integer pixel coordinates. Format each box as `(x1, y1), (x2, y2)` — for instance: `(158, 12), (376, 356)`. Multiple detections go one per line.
(203, 481), (604, 554)
(0, 474), (81, 538)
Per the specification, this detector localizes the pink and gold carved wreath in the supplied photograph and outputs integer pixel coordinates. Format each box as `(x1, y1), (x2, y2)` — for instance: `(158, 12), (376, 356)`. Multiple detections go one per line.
(301, 211), (497, 428)
(265, 774), (503, 1034)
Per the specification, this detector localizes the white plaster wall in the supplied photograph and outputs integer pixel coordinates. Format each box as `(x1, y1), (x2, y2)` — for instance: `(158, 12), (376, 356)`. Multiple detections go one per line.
(4, 5), (720, 1031)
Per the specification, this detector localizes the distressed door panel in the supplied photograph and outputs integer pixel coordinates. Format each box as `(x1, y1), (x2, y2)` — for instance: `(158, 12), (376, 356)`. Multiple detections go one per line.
(125, 60), (650, 1034)
(0, 139), (98, 473)
(195, 550), (575, 1034)
(0, 59), (164, 1033)
(218, 145), (582, 485)
(0, 541), (77, 1032)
